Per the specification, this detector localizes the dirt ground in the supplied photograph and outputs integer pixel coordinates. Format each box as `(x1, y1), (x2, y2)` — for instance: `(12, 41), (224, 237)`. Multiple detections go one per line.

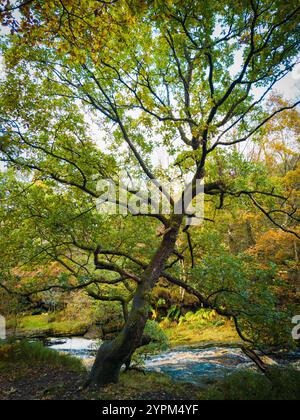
(0, 365), (86, 400)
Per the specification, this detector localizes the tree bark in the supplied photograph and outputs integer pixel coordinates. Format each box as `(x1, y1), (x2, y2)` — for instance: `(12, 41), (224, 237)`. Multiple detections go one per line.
(87, 216), (182, 388)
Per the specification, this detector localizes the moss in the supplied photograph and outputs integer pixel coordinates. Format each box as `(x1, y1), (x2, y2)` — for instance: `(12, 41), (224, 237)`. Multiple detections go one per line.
(23, 315), (51, 331)
(7, 314), (89, 337)
(50, 320), (89, 336)
(163, 319), (240, 347)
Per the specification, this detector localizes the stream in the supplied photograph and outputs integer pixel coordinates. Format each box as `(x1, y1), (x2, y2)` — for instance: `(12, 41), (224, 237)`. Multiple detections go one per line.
(46, 337), (300, 388)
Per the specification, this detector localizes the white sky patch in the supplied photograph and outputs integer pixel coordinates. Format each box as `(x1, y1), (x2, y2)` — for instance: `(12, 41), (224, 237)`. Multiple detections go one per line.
(276, 67), (300, 101)
(0, 161), (7, 173)
(151, 146), (171, 170)
(0, 24), (10, 36)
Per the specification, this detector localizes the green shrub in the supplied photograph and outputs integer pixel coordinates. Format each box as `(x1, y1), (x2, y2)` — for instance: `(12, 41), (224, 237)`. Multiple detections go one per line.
(166, 305), (181, 322)
(201, 368), (300, 400)
(178, 309), (219, 328)
(144, 320), (169, 347)
(133, 321), (169, 363)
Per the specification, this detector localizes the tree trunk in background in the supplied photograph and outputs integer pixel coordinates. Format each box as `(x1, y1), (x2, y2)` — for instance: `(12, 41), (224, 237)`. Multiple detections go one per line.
(246, 220), (256, 247)
(87, 216), (182, 387)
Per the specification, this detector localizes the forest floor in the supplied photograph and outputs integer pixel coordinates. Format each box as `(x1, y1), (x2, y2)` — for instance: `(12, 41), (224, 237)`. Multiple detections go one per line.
(0, 363), (85, 400)
(0, 363), (199, 400)
(0, 336), (200, 400)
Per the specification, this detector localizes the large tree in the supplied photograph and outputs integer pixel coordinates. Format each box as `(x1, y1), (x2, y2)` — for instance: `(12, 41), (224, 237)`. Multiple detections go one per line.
(0, 0), (299, 386)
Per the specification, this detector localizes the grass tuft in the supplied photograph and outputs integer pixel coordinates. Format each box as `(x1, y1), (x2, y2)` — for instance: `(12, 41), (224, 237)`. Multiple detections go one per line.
(0, 340), (86, 372)
(94, 370), (198, 400)
(200, 368), (300, 400)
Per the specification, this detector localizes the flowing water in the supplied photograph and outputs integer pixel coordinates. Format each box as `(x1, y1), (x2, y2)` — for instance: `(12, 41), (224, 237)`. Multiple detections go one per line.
(46, 337), (300, 387)
(46, 337), (99, 359)
(143, 347), (254, 386)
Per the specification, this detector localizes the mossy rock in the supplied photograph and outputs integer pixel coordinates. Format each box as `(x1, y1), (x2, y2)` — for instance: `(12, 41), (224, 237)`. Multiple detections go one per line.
(84, 325), (104, 340)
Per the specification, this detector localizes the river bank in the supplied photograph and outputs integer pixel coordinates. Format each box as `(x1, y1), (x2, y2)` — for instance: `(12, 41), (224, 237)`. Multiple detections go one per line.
(1, 341), (300, 400)
(5, 312), (300, 399)
(45, 336), (300, 387)
(0, 340), (201, 400)
(6, 313), (240, 345)
(6, 314), (102, 340)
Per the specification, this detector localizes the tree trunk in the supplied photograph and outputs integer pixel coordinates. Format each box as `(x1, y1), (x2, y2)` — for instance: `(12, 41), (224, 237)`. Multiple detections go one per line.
(87, 216), (182, 388)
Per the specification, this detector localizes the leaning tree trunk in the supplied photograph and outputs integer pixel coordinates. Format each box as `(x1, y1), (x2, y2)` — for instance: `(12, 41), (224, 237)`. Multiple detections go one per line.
(87, 216), (182, 388)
